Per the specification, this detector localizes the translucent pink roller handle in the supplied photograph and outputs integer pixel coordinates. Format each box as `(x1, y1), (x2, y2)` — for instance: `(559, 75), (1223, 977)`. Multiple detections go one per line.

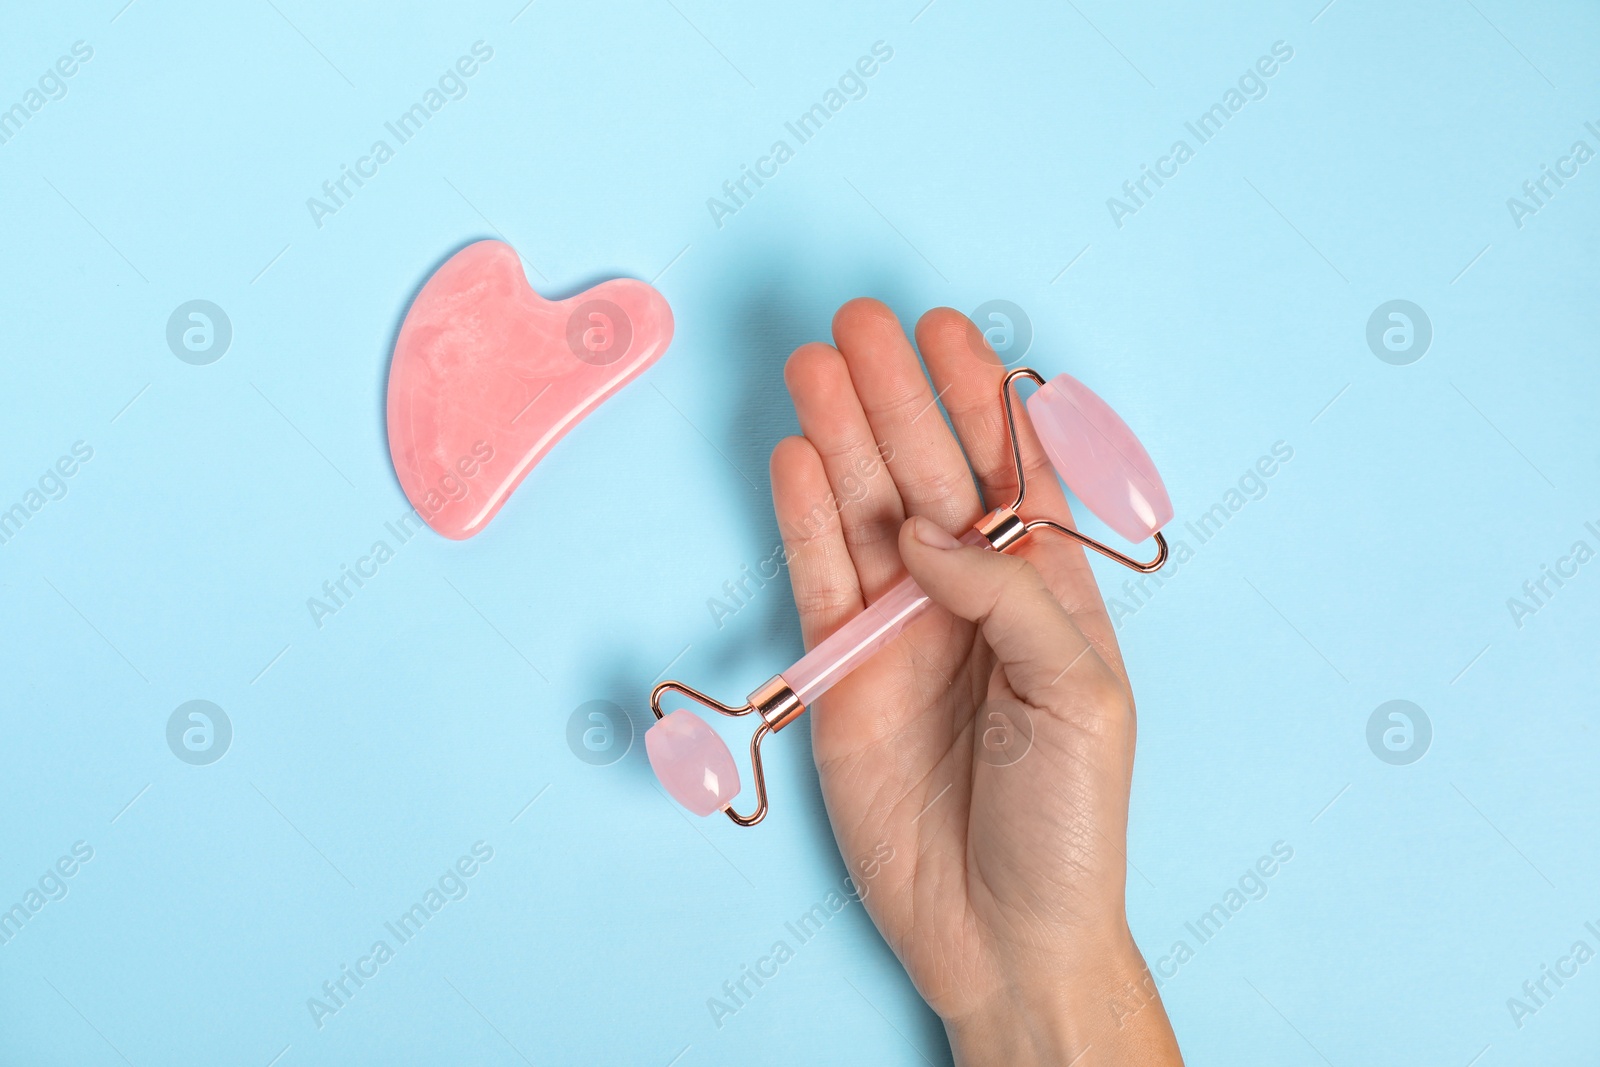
(780, 528), (989, 706)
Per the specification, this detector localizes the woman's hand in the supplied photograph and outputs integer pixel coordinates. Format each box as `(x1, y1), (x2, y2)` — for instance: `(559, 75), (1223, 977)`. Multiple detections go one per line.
(770, 300), (1182, 1066)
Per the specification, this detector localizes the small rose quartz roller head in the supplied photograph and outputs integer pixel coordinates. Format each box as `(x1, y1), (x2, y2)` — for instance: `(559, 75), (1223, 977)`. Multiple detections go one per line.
(647, 367), (1173, 826)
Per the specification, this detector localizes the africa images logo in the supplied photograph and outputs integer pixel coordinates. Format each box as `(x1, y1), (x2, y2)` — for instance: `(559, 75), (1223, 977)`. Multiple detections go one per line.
(166, 701), (232, 765)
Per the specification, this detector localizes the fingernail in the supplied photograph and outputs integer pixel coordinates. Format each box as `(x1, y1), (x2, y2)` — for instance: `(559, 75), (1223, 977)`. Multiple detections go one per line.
(913, 518), (962, 550)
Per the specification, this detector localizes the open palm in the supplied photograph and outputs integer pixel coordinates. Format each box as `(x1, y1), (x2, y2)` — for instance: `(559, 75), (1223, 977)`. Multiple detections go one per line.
(770, 301), (1179, 1062)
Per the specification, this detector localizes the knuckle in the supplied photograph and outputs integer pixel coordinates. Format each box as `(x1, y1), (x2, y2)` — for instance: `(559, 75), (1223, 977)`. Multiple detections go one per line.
(997, 554), (1045, 599)
(793, 580), (856, 620)
(897, 465), (975, 520)
(1048, 661), (1133, 736)
(875, 384), (934, 423)
(840, 514), (899, 552)
(983, 555), (1042, 618)
(1077, 668), (1130, 712)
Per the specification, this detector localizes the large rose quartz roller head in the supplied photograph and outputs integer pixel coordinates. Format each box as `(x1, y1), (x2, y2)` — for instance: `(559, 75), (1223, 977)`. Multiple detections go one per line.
(646, 367), (1172, 826)
(1025, 372), (1173, 543)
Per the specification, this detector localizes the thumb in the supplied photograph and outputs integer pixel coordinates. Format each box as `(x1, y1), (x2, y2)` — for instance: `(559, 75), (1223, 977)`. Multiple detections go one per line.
(899, 516), (1110, 702)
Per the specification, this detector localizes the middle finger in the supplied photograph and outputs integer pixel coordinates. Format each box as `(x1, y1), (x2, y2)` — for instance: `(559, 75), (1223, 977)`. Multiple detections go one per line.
(831, 298), (982, 533)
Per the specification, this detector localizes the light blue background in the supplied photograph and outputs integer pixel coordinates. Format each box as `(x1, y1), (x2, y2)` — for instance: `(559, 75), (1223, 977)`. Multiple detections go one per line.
(1, 1), (1596, 1064)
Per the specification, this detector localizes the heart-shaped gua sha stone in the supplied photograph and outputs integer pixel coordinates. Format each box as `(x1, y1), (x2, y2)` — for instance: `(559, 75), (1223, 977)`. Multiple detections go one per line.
(387, 240), (674, 539)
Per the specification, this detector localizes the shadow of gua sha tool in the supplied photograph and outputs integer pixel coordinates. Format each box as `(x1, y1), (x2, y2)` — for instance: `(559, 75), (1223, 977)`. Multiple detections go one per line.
(387, 239), (674, 539)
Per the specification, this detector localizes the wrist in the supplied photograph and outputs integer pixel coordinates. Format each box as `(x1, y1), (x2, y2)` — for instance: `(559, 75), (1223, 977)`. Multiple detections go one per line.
(942, 933), (1182, 1067)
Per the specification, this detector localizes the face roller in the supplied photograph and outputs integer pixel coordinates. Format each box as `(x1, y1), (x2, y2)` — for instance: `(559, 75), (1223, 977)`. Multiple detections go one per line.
(646, 367), (1174, 826)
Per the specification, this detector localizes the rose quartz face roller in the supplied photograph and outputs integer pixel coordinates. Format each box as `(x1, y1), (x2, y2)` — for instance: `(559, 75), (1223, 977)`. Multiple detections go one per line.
(647, 367), (1173, 825)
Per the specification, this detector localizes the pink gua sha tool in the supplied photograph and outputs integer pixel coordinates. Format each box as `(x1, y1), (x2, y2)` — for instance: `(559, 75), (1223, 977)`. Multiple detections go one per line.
(647, 367), (1174, 825)
(387, 239), (674, 539)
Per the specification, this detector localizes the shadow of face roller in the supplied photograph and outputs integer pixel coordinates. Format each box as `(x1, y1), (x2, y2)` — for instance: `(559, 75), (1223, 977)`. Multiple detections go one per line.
(645, 365), (1173, 826)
